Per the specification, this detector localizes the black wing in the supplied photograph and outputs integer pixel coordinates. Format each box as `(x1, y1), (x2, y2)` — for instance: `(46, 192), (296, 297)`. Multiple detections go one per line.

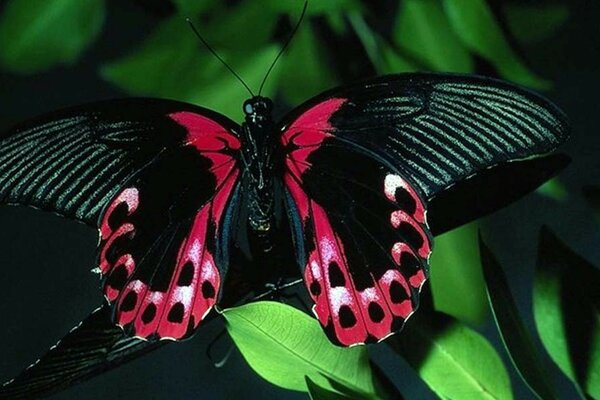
(0, 98), (239, 226)
(280, 73), (569, 346)
(0, 305), (163, 400)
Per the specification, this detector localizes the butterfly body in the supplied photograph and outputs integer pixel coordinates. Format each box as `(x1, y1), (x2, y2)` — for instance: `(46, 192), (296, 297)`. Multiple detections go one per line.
(239, 96), (279, 235)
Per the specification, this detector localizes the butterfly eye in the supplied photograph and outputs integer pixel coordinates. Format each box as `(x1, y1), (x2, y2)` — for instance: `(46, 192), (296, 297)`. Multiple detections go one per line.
(243, 101), (254, 115)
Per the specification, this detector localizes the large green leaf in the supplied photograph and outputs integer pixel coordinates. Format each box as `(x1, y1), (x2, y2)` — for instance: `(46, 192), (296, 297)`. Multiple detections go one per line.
(536, 178), (568, 202)
(171, 0), (218, 16)
(379, 43), (419, 74)
(204, 1), (279, 50)
(0, 0), (105, 74)
(390, 306), (513, 400)
(223, 301), (380, 398)
(279, 24), (337, 105)
(429, 222), (488, 324)
(394, 0), (473, 72)
(265, 0), (362, 16)
(442, 0), (549, 89)
(534, 228), (600, 399)
(503, 3), (569, 45)
(102, 17), (280, 120)
(480, 235), (558, 400)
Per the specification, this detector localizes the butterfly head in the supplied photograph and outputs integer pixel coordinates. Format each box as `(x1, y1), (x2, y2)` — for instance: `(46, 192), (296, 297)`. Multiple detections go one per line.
(243, 96), (273, 123)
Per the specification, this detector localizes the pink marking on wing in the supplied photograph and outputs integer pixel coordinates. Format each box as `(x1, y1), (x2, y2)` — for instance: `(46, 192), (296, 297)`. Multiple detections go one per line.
(282, 98), (346, 177)
(284, 171), (310, 221)
(310, 202), (369, 346)
(409, 270), (426, 289)
(356, 285), (394, 340)
(117, 280), (148, 326)
(169, 112), (240, 152)
(130, 169), (235, 340)
(384, 174), (425, 223)
(105, 254), (135, 301)
(390, 210), (431, 258)
(155, 206), (214, 339)
(100, 188), (139, 240)
(391, 242), (414, 265)
(378, 270), (413, 319)
(99, 223), (134, 274)
(281, 98), (346, 145)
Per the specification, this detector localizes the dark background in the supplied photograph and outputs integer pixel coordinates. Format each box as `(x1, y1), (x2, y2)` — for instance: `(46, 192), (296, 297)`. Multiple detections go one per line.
(0, 1), (599, 399)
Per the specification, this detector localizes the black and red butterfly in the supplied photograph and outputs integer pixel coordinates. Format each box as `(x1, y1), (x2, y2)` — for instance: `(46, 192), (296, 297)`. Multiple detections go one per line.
(0, 71), (569, 396)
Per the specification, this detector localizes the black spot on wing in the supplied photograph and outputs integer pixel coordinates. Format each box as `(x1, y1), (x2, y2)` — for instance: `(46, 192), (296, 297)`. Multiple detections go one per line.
(338, 305), (357, 328)
(167, 303), (185, 323)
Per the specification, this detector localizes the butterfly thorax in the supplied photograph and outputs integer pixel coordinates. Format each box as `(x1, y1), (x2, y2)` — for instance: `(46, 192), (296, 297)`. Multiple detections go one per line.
(240, 96), (279, 235)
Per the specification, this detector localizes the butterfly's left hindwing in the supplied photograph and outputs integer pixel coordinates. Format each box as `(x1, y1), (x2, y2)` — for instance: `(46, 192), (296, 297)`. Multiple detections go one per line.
(0, 100), (242, 341)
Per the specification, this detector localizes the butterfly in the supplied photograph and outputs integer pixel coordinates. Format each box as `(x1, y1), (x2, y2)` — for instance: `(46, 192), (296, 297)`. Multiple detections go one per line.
(0, 71), (569, 351)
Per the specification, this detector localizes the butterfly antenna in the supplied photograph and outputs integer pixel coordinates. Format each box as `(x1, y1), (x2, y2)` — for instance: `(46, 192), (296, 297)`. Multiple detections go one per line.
(186, 18), (255, 97)
(258, 0), (309, 96)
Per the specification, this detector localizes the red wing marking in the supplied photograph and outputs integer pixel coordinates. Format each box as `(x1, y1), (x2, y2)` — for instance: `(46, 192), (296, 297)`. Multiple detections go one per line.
(98, 112), (240, 340)
(282, 98), (346, 175)
(285, 167), (431, 346)
(102, 169), (238, 340)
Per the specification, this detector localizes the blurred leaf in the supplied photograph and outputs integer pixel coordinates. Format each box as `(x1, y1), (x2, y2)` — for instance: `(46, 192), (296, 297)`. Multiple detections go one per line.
(171, 0), (218, 16)
(205, 1), (279, 50)
(0, 0), (105, 74)
(390, 307), (513, 400)
(394, 0), (473, 72)
(348, 12), (382, 70)
(534, 227), (600, 399)
(266, 0), (362, 16)
(102, 17), (280, 120)
(224, 302), (380, 398)
(536, 178), (568, 202)
(443, 0), (550, 89)
(279, 24), (337, 105)
(480, 235), (558, 400)
(503, 3), (569, 44)
(429, 222), (488, 324)
(379, 43), (419, 74)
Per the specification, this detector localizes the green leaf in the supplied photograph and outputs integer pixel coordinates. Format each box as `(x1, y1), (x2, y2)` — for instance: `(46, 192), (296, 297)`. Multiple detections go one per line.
(348, 12), (383, 71)
(479, 235), (558, 400)
(0, 0), (105, 74)
(394, 0), (473, 72)
(442, 0), (550, 89)
(279, 24), (337, 105)
(503, 3), (569, 45)
(223, 301), (380, 398)
(379, 43), (419, 74)
(266, 0), (362, 16)
(306, 376), (355, 400)
(534, 228), (600, 399)
(429, 222), (488, 324)
(204, 1), (279, 50)
(390, 307), (513, 400)
(102, 17), (280, 120)
(171, 0), (218, 16)
(536, 178), (568, 202)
